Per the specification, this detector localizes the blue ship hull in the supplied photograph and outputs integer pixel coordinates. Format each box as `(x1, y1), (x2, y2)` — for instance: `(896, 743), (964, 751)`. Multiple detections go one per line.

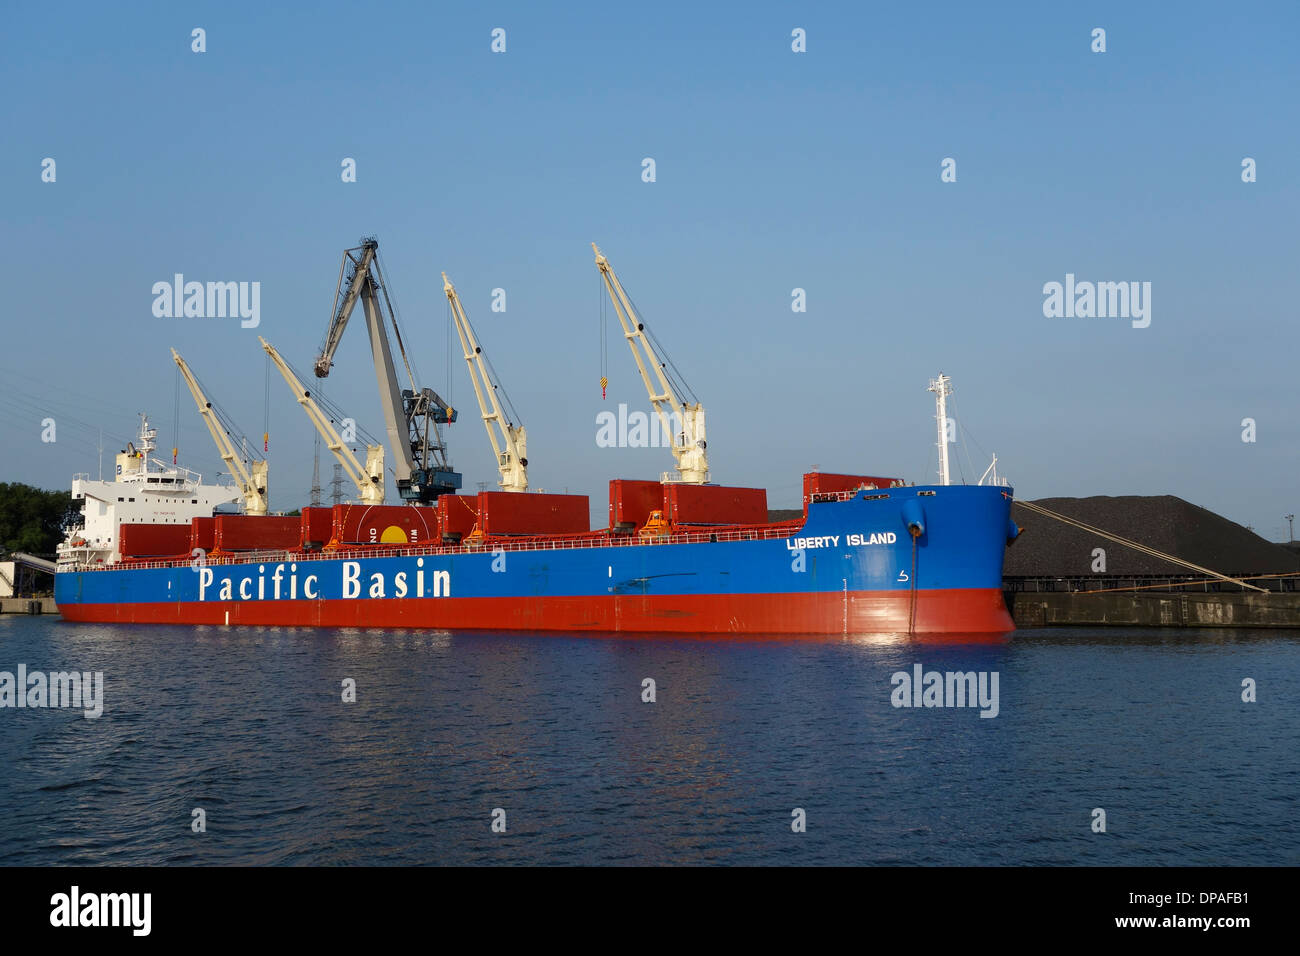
(56, 485), (1017, 637)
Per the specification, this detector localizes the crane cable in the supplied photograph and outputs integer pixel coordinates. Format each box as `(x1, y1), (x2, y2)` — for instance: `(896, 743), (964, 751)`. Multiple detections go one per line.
(626, 285), (698, 406)
(452, 288), (523, 427)
(371, 252), (418, 393)
(263, 352), (271, 454)
(178, 360), (267, 464)
(172, 363), (180, 463)
(599, 273), (608, 399)
(373, 248), (454, 471)
(1013, 499), (1267, 592)
(446, 296), (454, 411)
(275, 352), (384, 450)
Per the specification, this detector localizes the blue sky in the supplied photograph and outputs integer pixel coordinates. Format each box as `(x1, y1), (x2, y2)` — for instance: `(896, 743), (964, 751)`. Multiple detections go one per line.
(2, 1), (1296, 539)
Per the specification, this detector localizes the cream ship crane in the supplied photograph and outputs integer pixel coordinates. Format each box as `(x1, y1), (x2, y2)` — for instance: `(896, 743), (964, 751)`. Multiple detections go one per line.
(592, 243), (708, 484)
(171, 348), (269, 516)
(442, 272), (528, 492)
(260, 336), (386, 505)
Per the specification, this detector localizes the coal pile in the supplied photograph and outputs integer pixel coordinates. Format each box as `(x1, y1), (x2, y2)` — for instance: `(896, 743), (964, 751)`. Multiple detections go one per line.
(1005, 496), (1300, 577)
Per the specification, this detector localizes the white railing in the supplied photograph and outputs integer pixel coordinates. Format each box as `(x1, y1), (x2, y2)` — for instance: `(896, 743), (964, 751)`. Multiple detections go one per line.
(70, 521), (816, 571)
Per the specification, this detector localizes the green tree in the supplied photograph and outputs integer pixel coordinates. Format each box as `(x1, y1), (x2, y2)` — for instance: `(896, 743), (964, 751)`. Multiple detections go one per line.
(0, 483), (77, 556)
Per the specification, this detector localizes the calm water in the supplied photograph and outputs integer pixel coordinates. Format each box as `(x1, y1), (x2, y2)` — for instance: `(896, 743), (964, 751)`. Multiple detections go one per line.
(0, 615), (1296, 865)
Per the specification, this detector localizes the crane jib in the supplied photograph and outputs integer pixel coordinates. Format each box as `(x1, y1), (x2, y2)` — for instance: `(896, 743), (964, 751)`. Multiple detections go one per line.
(311, 239), (462, 504)
(592, 243), (709, 485)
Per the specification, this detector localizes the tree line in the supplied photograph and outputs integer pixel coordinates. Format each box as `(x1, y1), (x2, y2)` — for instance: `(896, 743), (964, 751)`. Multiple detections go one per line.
(0, 483), (77, 556)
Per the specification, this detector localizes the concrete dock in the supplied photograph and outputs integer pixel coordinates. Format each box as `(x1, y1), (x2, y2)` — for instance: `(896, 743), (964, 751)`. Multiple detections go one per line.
(0, 597), (58, 615)
(1006, 589), (1300, 629)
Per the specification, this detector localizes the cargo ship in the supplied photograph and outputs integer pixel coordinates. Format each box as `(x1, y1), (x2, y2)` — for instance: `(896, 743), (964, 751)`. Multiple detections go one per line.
(53, 243), (1020, 638)
(53, 414), (1018, 637)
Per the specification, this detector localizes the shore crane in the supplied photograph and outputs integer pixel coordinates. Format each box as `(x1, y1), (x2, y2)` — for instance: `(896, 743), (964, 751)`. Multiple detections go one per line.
(314, 238), (460, 504)
(592, 243), (709, 484)
(260, 337), (386, 505)
(442, 272), (528, 492)
(171, 348), (269, 515)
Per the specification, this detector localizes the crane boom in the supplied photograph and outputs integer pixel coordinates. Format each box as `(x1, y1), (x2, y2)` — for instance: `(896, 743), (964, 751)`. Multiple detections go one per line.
(592, 243), (708, 483)
(442, 272), (528, 492)
(171, 348), (269, 515)
(260, 336), (385, 504)
(314, 238), (460, 503)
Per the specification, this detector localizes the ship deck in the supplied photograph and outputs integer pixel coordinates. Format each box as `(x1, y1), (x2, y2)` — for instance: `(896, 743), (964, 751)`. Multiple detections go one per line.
(67, 517), (814, 572)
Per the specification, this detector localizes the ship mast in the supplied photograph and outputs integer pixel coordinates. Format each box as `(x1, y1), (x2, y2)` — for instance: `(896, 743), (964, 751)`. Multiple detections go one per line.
(139, 413), (154, 477)
(928, 373), (953, 486)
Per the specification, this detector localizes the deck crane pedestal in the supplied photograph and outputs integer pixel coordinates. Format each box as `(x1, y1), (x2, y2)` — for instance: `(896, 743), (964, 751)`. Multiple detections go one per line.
(171, 348), (269, 515)
(314, 239), (460, 504)
(442, 272), (528, 492)
(260, 337), (386, 505)
(592, 243), (709, 484)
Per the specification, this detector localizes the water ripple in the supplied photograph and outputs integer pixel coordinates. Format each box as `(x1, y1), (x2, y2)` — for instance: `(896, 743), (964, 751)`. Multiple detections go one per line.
(0, 618), (1297, 864)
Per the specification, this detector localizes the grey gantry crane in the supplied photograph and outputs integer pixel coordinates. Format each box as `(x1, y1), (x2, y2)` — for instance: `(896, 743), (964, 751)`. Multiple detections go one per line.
(314, 238), (460, 504)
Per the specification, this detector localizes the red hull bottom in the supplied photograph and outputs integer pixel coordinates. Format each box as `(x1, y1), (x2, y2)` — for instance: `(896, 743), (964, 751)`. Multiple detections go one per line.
(57, 588), (1014, 640)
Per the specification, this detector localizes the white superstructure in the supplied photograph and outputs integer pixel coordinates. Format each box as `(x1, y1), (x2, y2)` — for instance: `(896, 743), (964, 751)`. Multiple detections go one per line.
(57, 414), (241, 569)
